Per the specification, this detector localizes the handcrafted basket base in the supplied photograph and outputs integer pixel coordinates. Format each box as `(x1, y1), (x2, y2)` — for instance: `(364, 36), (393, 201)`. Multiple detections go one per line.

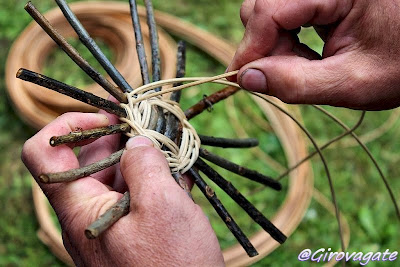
(11, 2), (313, 266)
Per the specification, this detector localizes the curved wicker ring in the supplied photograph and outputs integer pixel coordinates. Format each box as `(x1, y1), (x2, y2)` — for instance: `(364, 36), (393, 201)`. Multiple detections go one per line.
(6, 2), (313, 266)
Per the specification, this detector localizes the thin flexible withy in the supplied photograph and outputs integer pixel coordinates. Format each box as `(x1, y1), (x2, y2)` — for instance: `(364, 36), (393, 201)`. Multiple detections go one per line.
(120, 71), (239, 173)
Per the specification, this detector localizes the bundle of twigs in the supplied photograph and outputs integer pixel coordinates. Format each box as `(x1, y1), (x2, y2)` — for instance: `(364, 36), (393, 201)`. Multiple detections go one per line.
(19, 0), (288, 257)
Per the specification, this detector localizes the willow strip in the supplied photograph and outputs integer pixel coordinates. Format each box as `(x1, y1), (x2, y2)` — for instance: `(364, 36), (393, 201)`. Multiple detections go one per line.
(251, 93), (346, 256)
(313, 105), (400, 220)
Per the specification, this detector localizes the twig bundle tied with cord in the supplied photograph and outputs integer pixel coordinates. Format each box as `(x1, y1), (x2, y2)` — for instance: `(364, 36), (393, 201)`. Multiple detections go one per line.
(19, 0), (288, 257)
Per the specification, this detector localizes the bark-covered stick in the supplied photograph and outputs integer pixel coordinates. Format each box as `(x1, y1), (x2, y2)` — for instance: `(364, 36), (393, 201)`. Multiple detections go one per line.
(195, 159), (287, 244)
(24, 2), (127, 103)
(16, 68), (126, 117)
(188, 168), (258, 257)
(39, 149), (124, 183)
(199, 148), (282, 191)
(144, 0), (166, 132)
(144, 0), (161, 90)
(165, 41), (186, 143)
(170, 41), (186, 102)
(85, 192), (130, 239)
(55, 0), (133, 93)
(50, 123), (130, 147)
(199, 135), (259, 148)
(172, 172), (193, 200)
(165, 41), (191, 197)
(129, 0), (150, 85)
(129, 0), (165, 132)
(185, 86), (240, 120)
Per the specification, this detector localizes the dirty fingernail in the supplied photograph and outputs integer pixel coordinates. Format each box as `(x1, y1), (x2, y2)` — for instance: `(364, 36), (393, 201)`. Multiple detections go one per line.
(239, 69), (268, 93)
(126, 136), (153, 150)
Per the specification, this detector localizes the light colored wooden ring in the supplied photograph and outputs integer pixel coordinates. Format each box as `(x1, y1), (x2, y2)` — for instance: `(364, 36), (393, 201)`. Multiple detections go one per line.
(7, 2), (313, 266)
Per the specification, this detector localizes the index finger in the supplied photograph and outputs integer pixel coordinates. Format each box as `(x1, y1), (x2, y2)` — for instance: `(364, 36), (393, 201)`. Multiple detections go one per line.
(22, 112), (111, 205)
(228, 0), (353, 77)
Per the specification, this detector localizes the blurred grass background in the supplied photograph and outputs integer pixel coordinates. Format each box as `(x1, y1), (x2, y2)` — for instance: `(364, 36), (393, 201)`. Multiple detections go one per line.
(1, 0), (399, 266)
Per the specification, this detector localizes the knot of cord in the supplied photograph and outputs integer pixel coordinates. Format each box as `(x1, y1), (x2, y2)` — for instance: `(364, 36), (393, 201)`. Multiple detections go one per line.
(120, 87), (200, 174)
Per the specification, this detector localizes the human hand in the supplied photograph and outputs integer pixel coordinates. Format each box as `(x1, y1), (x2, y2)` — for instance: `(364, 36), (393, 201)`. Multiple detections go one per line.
(228, 0), (400, 110)
(22, 112), (224, 266)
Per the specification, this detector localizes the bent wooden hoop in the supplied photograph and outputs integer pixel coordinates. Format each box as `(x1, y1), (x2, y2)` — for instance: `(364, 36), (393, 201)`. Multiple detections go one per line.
(7, 2), (313, 266)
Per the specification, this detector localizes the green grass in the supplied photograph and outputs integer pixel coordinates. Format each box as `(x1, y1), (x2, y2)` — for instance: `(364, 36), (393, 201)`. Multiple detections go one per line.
(0, 0), (399, 266)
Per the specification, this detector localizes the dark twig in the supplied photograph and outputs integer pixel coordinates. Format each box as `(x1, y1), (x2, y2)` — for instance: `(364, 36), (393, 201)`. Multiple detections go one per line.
(130, 0), (165, 132)
(170, 41), (186, 102)
(145, 0), (166, 132)
(129, 0), (150, 85)
(39, 149), (124, 183)
(85, 192), (130, 239)
(24, 2), (127, 103)
(185, 86), (240, 120)
(55, 0), (133, 92)
(199, 135), (259, 148)
(165, 41), (186, 142)
(50, 123), (130, 147)
(144, 0), (161, 90)
(189, 168), (258, 257)
(17, 69), (126, 117)
(172, 172), (193, 200)
(165, 41), (191, 197)
(199, 148), (281, 190)
(195, 159), (286, 244)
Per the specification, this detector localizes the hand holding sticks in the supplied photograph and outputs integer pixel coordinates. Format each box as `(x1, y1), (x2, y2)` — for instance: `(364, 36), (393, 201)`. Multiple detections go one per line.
(18, 0), (286, 257)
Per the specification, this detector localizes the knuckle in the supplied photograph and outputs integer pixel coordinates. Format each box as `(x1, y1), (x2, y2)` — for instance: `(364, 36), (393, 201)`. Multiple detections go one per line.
(136, 185), (193, 222)
(274, 68), (306, 104)
(345, 67), (376, 106)
(253, 0), (269, 14)
(240, 0), (253, 24)
(21, 138), (35, 166)
(56, 112), (77, 122)
(121, 146), (167, 171)
(21, 140), (30, 164)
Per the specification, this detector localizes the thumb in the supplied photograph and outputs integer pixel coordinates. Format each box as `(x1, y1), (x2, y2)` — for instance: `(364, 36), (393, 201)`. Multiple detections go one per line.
(237, 53), (372, 109)
(120, 136), (178, 205)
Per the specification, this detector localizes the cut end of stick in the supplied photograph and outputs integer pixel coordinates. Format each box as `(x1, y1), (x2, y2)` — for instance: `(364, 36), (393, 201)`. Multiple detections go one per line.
(16, 68), (24, 78)
(39, 174), (50, 183)
(248, 249), (259, 257)
(84, 229), (98, 239)
(24, 1), (33, 10)
(49, 137), (57, 147)
(272, 181), (282, 191)
(277, 234), (287, 244)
